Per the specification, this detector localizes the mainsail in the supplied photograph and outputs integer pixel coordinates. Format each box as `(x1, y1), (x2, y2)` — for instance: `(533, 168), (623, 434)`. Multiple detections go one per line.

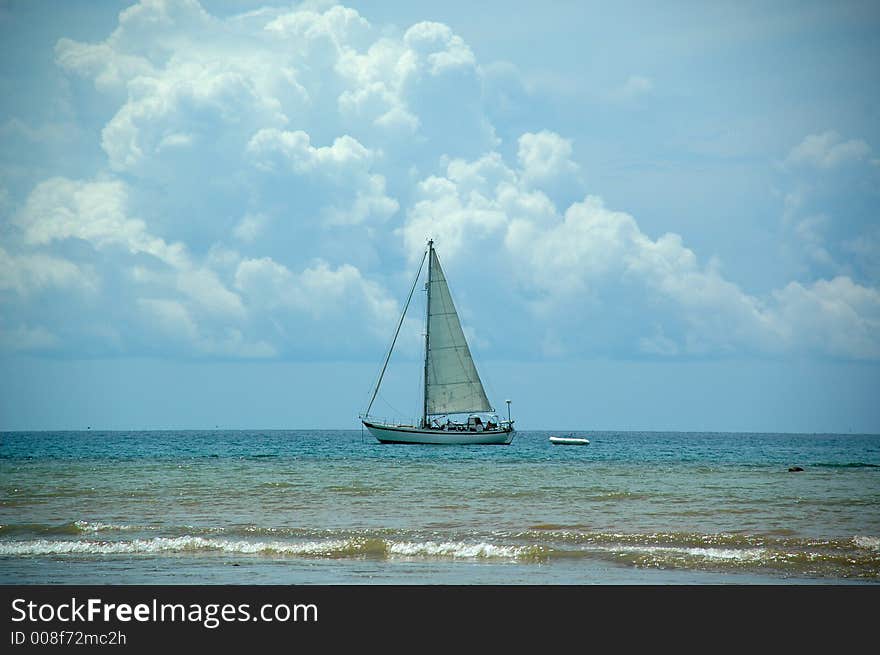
(425, 248), (492, 416)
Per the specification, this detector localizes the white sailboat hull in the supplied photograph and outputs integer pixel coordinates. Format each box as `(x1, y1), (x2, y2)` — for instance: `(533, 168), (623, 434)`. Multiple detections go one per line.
(363, 421), (515, 445)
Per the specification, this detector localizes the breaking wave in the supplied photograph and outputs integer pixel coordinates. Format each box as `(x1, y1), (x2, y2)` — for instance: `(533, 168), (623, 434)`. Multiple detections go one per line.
(0, 536), (529, 561)
(1, 528), (878, 577)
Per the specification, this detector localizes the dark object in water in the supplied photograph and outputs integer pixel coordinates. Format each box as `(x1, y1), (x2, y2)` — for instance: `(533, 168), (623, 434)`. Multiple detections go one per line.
(788, 466), (804, 472)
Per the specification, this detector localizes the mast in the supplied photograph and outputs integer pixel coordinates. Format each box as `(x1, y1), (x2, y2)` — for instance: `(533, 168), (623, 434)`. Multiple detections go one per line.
(422, 239), (433, 428)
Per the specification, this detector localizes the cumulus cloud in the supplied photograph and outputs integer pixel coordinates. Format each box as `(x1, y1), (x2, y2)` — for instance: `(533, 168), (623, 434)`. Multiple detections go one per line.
(13, 176), (243, 317)
(5, 169), (404, 358)
(0, 246), (97, 297)
(100, 60), (289, 173)
(247, 129), (372, 175)
(401, 139), (880, 360)
(785, 131), (871, 169)
(778, 131), (877, 283)
(233, 213), (270, 243)
(403, 21), (476, 75)
(771, 277), (880, 359)
(517, 131), (578, 187)
(136, 296), (276, 357)
(234, 256), (396, 329)
(246, 128), (398, 225)
(7, 176), (276, 356)
(0, 0), (877, 366)
(138, 297), (199, 342)
(15, 177), (183, 264)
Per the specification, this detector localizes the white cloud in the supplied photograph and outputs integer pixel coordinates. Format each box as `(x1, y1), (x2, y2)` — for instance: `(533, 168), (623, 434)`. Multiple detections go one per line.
(247, 128), (372, 175)
(606, 75), (653, 102)
(175, 267), (244, 318)
(403, 21), (476, 75)
(792, 214), (833, 266)
(785, 131), (872, 169)
(138, 296), (276, 358)
(401, 144), (564, 260)
(771, 276), (880, 359)
(0, 246), (97, 296)
(246, 128), (398, 224)
(138, 297), (199, 342)
(639, 327), (680, 357)
(54, 0), (216, 96)
(101, 60), (289, 173)
(334, 36), (422, 139)
(778, 132), (877, 283)
(234, 256), (396, 329)
(517, 131), (578, 187)
(335, 16), (494, 155)
(55, 39), (154, 94)
(265, 4), (372, 54)
(233, 213), (270, 243)
(14, 177), (186, 266)
(401, 140), (880, 360)
(3, 1), (877, 366)
(842, 228), (880, 283)
(14, 175), (245, 320)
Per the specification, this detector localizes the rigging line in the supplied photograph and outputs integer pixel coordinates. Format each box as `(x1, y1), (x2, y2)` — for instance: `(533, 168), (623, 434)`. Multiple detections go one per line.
(376, 391), (409, 419)
(364, 248), (428, 417)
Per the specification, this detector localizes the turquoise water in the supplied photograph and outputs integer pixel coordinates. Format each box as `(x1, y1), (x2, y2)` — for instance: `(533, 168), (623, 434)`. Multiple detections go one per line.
(1, 430), (878, 584)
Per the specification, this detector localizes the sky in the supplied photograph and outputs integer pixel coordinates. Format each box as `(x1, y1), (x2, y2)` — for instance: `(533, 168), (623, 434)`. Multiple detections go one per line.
(1, 0), (878, 432)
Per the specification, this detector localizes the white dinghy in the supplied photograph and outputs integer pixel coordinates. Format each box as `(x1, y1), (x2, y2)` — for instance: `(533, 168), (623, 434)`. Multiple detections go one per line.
(549, 435), (590, 446)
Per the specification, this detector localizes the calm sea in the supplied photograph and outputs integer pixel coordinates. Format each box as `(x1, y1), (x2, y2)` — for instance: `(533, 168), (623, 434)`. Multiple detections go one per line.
(1, 430), (878, 584)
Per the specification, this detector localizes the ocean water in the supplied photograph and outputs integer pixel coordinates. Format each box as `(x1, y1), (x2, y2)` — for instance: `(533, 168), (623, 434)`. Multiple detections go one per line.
(1, 430), (878, 585)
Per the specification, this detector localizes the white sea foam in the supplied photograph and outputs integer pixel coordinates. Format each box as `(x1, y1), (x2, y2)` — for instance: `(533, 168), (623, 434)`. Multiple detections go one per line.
(0, 537), (526, 560)
(389, 541), (523, 559)
(853, 536), (880, 551)
(613, 544), (769, 562)
(0, 537), (353, 557)
(74, 521), (137, 533)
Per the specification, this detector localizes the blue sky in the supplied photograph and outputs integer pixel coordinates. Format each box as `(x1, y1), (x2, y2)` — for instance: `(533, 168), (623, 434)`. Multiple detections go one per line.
(1, 0), (878, 432)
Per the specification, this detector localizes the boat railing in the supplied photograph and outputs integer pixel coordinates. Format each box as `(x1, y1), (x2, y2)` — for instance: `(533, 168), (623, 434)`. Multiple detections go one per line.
(362, 414), (515, 432)
(361, 415), (421, 427)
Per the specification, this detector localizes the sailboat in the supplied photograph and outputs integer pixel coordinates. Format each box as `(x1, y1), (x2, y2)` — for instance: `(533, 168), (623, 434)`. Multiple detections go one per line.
(360, 239), (515, 445)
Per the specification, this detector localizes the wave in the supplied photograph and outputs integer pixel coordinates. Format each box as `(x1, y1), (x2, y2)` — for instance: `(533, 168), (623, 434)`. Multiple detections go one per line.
(1, 529), (878, 577)
(854, 536), (880, 551)
(811, 463), (880, 469)
(4, 524), (878, 552)
(515, 528), (880, 552)
(0, 536), (529, 561)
